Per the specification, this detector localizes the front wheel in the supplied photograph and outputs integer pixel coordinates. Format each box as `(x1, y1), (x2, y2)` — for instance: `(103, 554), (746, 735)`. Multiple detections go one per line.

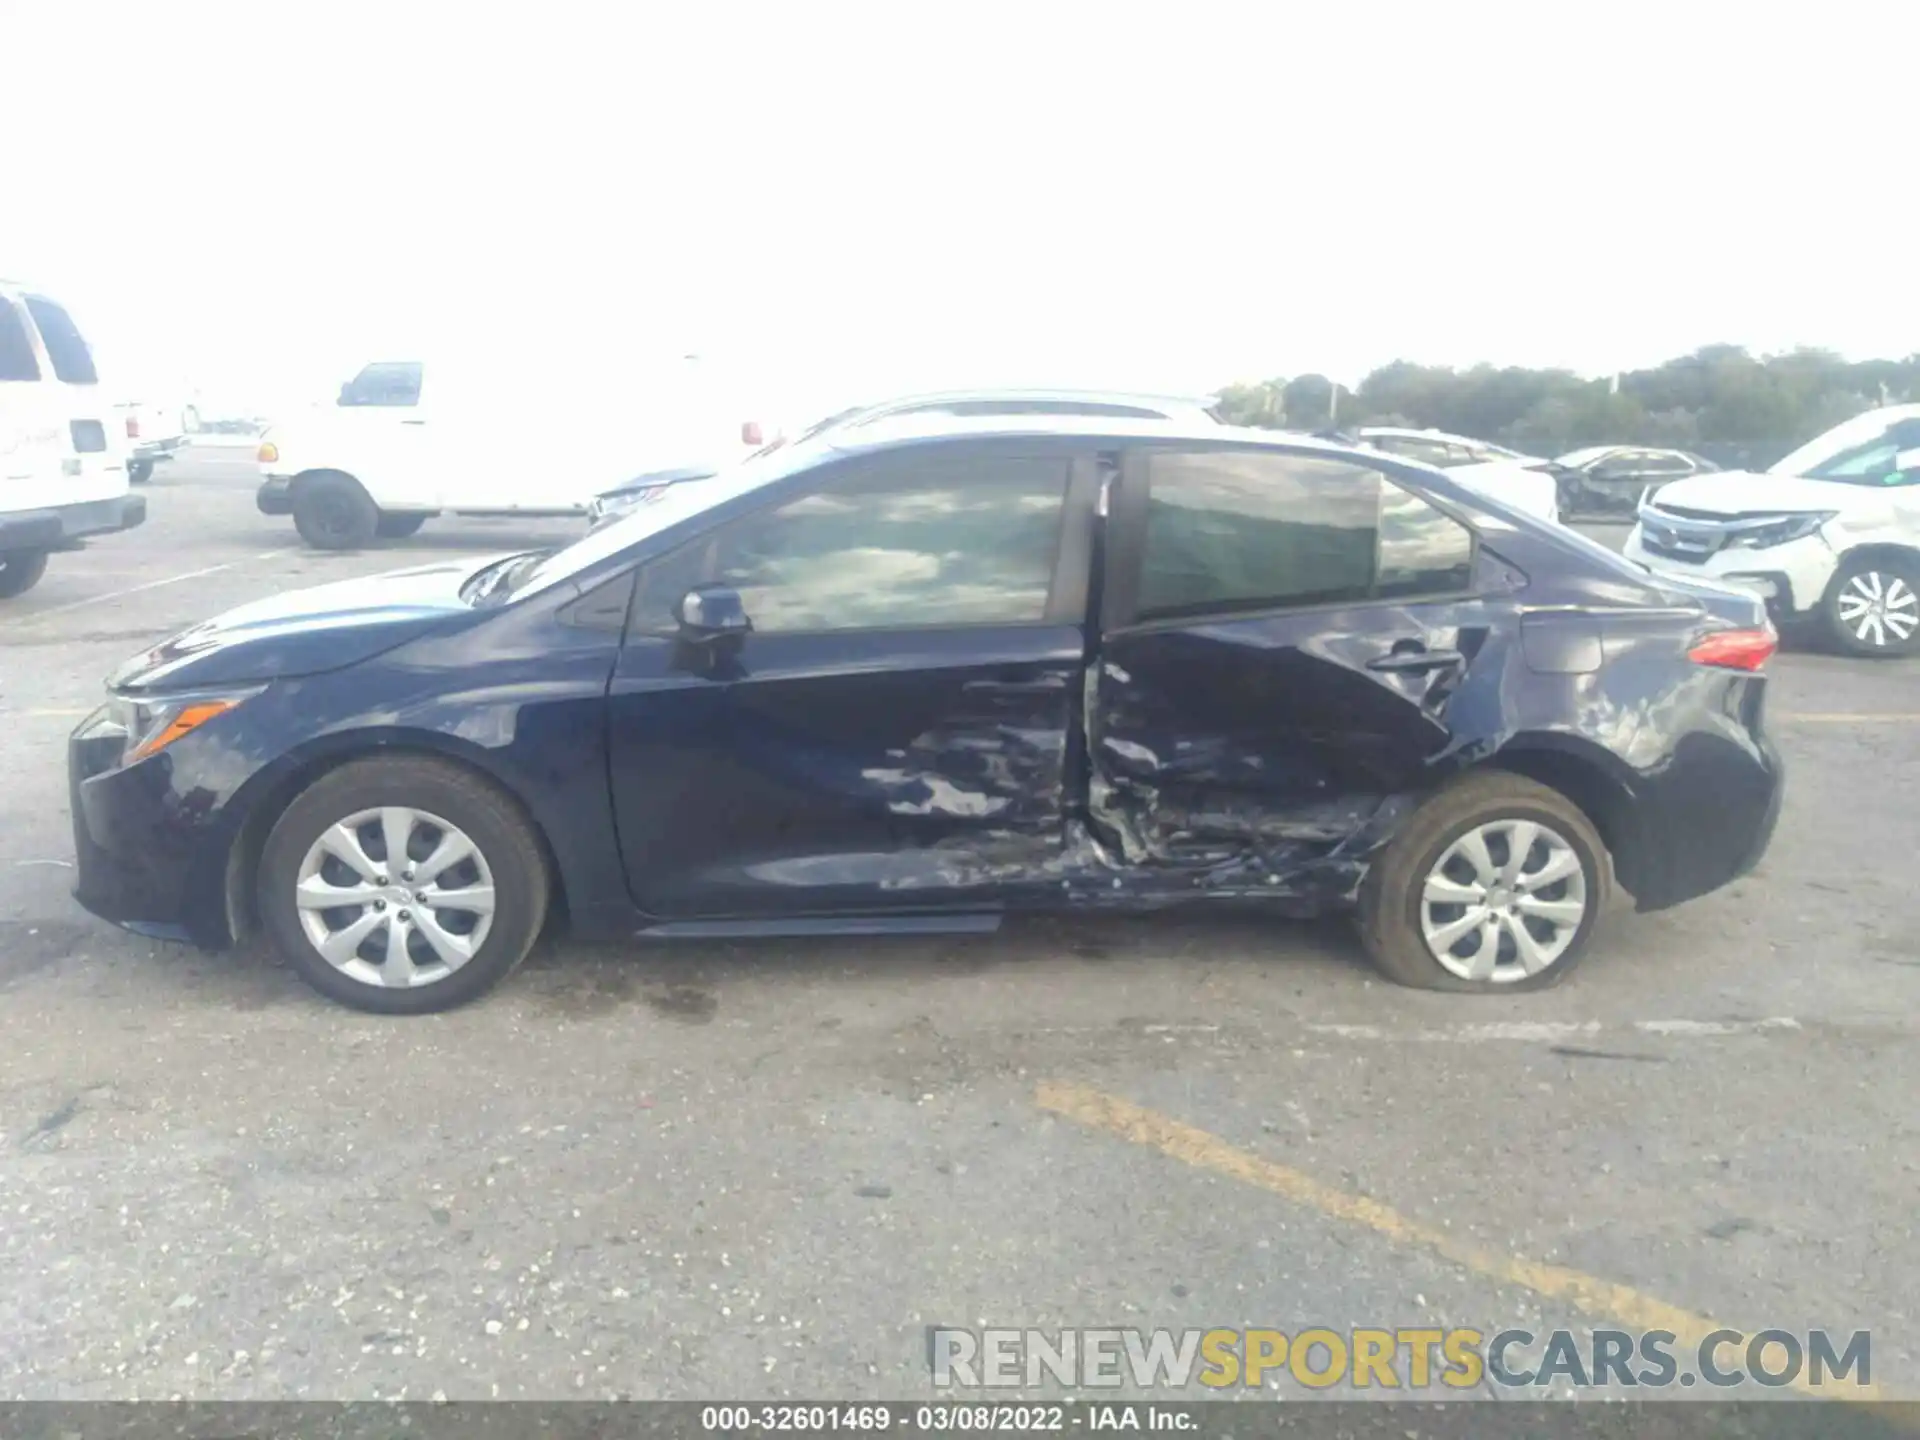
(1357, 771), (1611, 992)
(1823, 554), (1920, 657)
(0, 549), (50, 599)
(291, 473), (379, 550)
(259, 757), (550, 1013)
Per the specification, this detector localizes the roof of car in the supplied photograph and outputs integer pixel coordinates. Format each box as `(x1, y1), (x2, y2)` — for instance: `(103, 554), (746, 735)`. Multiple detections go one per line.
(826, 387), (1220, 423)
(821, 411), (1361, 457)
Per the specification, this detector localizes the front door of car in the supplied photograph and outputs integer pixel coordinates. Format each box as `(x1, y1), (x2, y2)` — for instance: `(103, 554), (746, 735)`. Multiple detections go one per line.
(1088, 446), (1512, 882)
(605, 444), (1100, 919)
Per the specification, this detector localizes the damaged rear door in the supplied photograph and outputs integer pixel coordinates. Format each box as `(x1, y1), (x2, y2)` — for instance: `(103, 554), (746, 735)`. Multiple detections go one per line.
(607, 440), (1100, 919)
(1088, 444), (1509, 892)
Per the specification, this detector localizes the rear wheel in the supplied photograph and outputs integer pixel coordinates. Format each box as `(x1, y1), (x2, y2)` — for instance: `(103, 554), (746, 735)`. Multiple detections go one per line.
(259, 757), (550, 1013)
(292, 473), (379, 550)
(1823, 553), (1920, 657)
(1358, 771), (1610, 992)
(0, 549), (50, 599)
(375, 512), (428, 539)
(129, 458), (154, 485)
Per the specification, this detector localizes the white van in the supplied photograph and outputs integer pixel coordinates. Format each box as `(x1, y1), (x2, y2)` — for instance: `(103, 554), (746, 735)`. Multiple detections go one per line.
(256, 354), (769, 549)
(0, 280), (145, 598)
(1624, 403), (1920, 655)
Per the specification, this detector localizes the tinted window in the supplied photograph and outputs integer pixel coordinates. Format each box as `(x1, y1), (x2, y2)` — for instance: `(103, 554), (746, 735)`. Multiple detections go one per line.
(1136, 451), (1473, 621)
(0, 301), (39, 381)
(22, 297), (97, 384)
(339, 362), (423, 406)
(1804, 428), (1920, 484)
(633, 452), (1070, 634)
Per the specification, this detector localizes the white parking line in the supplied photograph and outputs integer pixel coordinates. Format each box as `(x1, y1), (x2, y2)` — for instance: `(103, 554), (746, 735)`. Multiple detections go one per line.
(18, 550), (290, 620)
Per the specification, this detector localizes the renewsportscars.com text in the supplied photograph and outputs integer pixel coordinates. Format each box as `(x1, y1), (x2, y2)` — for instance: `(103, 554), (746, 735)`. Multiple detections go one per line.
(930, 1327), (1872, 1392)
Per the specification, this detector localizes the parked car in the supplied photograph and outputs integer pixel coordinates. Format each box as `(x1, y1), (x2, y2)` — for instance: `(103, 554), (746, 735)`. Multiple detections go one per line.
(113, 399), (190, 484)
(1624, 404), (1920, 655)
(586, 387), (1222, 529)
(1553, 445), (1719, 521)
(69, 414), (1781, 1012)
(1349, 426), (1561, 523)
(256, 355), (770, 549)
(0, 279), (146, 599)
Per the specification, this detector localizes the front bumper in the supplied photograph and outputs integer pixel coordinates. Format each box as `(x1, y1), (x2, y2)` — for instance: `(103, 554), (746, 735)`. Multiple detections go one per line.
(1622, 526), (1835, 618)
(257, 475), (293, 515)
(68, 714), (233, 948)
(0, 494), (147, 552)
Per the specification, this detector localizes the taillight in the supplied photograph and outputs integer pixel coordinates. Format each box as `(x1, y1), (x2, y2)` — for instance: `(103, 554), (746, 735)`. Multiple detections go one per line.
(1688, 625), (1777, 672)
(742, 421), (764, 446)
(125, 415), (141, 439)
(257, 440), (279, 464)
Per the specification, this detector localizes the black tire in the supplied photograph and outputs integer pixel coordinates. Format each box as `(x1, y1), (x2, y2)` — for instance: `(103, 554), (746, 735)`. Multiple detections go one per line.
(1357, 770), (1612, 993)
(291, 472), (379, 550)
(375, 512), (428, 539)
(258, 756), (550, 1014)
(128, 458), (153, 485)
(1821, 552), (1920, 658)
(0, 549), (50, 599)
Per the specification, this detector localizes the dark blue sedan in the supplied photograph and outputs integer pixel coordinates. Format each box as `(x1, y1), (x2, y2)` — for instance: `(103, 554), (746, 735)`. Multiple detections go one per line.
(68, 417), (1783, 1011)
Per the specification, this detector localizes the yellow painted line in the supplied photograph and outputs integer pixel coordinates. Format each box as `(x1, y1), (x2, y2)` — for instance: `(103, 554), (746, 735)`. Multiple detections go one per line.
(1778, 713), (1920, 724)
(1036, 1081), (1884, 1401)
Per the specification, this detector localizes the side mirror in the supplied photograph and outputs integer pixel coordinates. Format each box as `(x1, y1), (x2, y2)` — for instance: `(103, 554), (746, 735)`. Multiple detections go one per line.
(675, 584), (752, 643)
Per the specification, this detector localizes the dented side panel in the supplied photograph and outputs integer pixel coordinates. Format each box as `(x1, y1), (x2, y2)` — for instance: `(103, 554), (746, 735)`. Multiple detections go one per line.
(605, 625), (1088, 917)
(1085, 599), (1520, 903)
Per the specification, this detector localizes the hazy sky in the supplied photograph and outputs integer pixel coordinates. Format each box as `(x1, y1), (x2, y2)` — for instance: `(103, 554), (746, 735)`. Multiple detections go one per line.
(8, 0), (1916, 416)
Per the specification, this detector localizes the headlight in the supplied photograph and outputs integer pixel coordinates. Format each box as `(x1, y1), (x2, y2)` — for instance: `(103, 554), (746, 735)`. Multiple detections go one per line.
(1725, 511), (1837, 550)
(100, 686), (261, 766)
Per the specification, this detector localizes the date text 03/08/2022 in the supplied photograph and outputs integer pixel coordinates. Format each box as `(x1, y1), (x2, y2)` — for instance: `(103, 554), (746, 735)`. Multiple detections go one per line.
(702, 1403), (1182, 1432)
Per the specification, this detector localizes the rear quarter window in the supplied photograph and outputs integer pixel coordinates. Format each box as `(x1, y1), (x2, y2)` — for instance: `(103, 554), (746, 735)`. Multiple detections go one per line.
(22, 296), (98, 384)
(0, 300), (40, 381)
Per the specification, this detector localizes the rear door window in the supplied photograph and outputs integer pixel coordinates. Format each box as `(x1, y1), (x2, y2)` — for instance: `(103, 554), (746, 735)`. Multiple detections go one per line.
(21, 297), (97, 384)
(1133, 449), (1475, 622)
(0, 300), (40, 381)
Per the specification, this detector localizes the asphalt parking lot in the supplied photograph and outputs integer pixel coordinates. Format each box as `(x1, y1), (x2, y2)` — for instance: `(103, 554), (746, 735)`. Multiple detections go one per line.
(1, 452), (1915, 1405)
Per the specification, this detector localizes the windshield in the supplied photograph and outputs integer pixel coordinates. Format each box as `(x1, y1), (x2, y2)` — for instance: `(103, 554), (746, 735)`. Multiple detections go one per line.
(1555, 446), (1614, 468)
(1769, 409), (1920, 480)
(510, 437), (830, 600)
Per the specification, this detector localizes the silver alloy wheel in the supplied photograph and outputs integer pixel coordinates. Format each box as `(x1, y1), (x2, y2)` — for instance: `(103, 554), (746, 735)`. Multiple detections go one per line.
(294, 806), (496, 989)
(1835, 571), (1919, 648)
(1419, 818), (1588, 983)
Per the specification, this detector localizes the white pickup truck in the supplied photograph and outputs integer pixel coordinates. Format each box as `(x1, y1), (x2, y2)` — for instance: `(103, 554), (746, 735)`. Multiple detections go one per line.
(256, 356), (770, 549)
(0, 280), (146, 598)
(113, 398), (190, 484)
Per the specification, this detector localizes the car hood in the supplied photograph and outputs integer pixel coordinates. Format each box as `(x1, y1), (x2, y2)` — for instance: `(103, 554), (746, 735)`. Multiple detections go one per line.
(109, 555), (510, 693)
(1646, 471), (1858, 516)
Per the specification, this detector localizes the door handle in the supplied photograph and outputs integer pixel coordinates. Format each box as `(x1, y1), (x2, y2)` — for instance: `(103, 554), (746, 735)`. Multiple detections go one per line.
(1366, 648), (1465, 674)
(401, 419), (427, 426)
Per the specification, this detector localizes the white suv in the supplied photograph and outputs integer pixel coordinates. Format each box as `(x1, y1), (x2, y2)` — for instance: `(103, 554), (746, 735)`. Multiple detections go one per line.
(0, 280), (145, 598)
(1624, 404), (1920, 655)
